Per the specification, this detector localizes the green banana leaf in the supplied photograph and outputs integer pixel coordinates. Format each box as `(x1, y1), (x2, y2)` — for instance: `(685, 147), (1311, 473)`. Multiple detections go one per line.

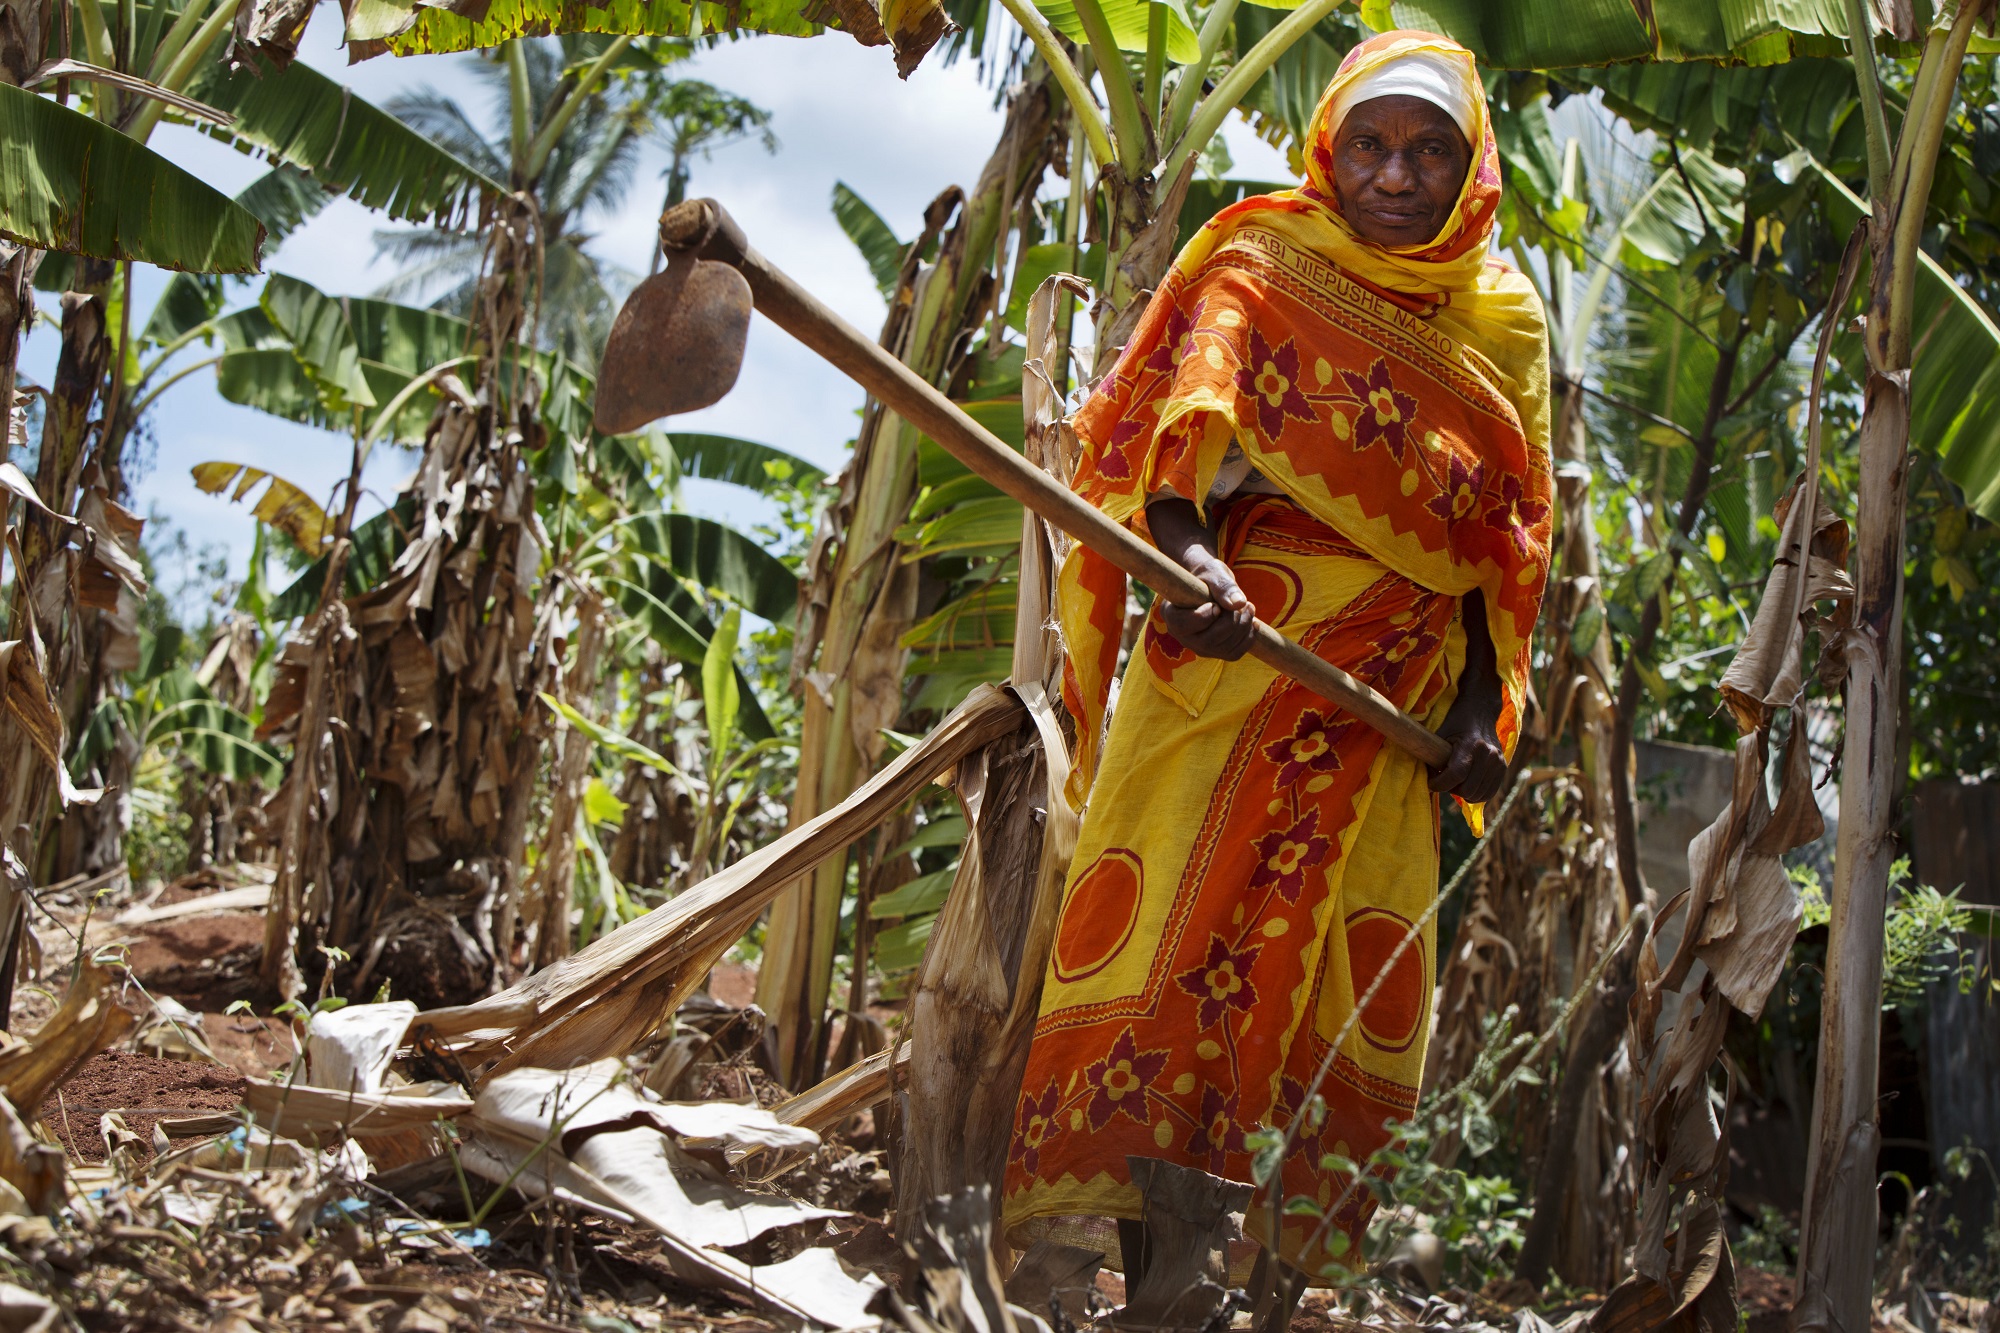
(142, 167), (333, 348)
(370, 0), (818, 56)
(262, 274), (377, 412)
(1032, 0), (1198, 65)
(1570, 56), (1863, 163)
(216, 347), (337, 429)
(269, 498), (418, 620)
(870, 866), (956, 919)
(215, 276), (478, 442)
(1617, 151), (1745, 269)
(1808, 161), (2000, 521)
(73, 670), (282, 786)
(185, 53), (504, 225)
(1364, 0), (1849, 68)
(609, 566), (777, 739)
(664, 433), (826, 493)
(0, 84), (265, 272)
(833, 182), (907, 300)
(620, 513), (800, 625)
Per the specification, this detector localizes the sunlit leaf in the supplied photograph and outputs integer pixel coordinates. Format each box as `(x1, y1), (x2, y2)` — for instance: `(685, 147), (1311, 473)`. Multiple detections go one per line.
(0, 84), (265, 272)
(190, 462), (328, 556)
(583, 777), (628, 825)
(701, 606), (742, 765)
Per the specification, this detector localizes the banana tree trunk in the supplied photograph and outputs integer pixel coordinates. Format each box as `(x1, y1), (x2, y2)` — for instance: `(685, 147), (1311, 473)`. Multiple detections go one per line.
(896, 275), (1079, 1229)
(757, 76), (1057, 1088)
(0, 258), (114, 1019)
(264, 194), (562, 1006)
(1796, 12), (1980, 1326)
(1513, 377), (1640, 1292)
(0, 246), (35, 460)
(525, 591), (608, 970)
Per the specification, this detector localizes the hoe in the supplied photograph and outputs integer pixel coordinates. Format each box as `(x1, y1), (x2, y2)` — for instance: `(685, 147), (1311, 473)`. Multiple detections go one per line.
(596, 198), (1452, 770)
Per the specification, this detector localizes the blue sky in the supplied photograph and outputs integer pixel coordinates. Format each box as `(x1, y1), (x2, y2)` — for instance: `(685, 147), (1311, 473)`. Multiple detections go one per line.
(20, 19), (1290, 613)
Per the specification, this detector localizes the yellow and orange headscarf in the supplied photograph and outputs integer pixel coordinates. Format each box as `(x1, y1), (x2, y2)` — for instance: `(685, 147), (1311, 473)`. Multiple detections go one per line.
(1058, 29), (1554, 807)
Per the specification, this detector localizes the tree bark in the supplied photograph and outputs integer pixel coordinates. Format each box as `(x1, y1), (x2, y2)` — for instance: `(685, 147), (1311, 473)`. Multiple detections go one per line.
(0, 259), (113, 1022)
(1796, 11), (1982, 1322)
(528, 592), (607, 970)
(1793, 358), (1910, 1333)
(0, 245), (36, 461)
(1514, 924), (1641, 1289)
(1504, 376), (1632, 1288)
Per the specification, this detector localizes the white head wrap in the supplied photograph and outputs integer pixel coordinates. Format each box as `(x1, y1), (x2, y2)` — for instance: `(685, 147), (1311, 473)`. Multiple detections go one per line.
(1325, 49), (1476, 142)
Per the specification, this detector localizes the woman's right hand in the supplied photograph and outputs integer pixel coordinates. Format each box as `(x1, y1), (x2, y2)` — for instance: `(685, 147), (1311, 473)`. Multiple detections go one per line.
(1160, 550), (1257, 660)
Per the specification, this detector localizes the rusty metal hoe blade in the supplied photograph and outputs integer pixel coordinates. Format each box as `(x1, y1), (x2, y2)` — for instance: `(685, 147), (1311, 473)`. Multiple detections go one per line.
(593, 251), (752, 435)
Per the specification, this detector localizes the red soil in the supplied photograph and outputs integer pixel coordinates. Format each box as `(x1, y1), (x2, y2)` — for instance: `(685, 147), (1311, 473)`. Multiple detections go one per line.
(36, 1050), (246, 1163)
(119, 909), (271, 1011)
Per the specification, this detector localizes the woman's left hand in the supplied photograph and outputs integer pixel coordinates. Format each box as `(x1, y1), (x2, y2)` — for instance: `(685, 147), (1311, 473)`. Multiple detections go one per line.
(1427, 718), (1506, 803)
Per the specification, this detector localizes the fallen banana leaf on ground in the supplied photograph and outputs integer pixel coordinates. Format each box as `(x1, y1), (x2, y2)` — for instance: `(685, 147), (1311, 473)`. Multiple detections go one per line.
(240, 1080), (473, 1143)
(412, 684), (1024, 1073)
(773, 1043), (910, 1135)
(458, 1061), (879, 1328)
(303, 1000), (416, 1094)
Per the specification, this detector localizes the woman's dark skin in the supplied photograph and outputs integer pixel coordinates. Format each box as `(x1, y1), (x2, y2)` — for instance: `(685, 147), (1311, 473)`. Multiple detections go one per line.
(1329, 94), (1472, 248)
(1144, 95), (1506, 803)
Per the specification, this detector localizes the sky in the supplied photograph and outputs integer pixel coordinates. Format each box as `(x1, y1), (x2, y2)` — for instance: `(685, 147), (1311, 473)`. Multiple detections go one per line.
(20, 18), (1291, 613)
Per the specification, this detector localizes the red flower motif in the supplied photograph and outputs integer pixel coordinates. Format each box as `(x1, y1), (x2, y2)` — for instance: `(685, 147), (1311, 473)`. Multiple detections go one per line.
(1174, 934), (1263, 1030)
(1481, 471), (1550, 557)
(1098, 417), (1145, 481)
(1144, 299), (1207, 375)
(1145, 613), (1193, 670)
(1423, 450), (1486, 525)
(1338, 359), (1419, 462)
(1012, 1078), (1061, 1175)
(1234, 329), (1317, 443)
(1250, 809), (1332, 904)
(1083, 1027), (1170, 1131)
(1356, 618), (1443, 694)
(1184, 1084), (1245, 1172)
(1261, 709), (1351, 787)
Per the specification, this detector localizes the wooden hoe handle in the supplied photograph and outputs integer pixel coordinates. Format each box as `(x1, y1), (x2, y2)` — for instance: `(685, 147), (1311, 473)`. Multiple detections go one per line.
(662, 200), (1454, 770)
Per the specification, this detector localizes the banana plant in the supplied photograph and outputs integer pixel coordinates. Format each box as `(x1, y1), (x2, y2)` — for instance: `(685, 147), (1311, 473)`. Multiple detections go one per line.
(68, 626), (283, 878)
(545, 608), (790, 902)
(341, 0), (953, 77)
(73, 635), (282, 790)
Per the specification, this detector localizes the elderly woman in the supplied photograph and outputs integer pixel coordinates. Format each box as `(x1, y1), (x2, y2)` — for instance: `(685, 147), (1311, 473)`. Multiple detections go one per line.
(1001, 30), (1553, 1279)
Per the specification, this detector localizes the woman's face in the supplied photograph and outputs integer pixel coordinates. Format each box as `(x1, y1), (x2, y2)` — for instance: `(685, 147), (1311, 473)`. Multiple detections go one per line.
(1331, 95), (1472, 248)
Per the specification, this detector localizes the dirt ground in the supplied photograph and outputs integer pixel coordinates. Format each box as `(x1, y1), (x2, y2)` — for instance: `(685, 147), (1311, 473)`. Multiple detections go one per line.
(8, 876), (1985, 1333)
(35, 1049), (246, 1162)
(116, 907), (273, 1012)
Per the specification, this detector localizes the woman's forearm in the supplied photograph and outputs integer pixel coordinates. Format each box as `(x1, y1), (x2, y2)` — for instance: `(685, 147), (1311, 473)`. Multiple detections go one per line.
(1145, 496), (1218, 571)
(1450, 592), (1504, 733)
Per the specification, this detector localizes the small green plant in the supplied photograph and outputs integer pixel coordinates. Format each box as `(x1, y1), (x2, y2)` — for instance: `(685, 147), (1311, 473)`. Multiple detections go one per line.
(1734, 1204), (1798, 1270)
(1792, 859), (1972, 1005)
(1255, 1004), (1541, 1289)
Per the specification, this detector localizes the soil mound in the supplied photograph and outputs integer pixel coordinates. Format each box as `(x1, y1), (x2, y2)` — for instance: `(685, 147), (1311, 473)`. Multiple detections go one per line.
(36, 1050), (246, 1162)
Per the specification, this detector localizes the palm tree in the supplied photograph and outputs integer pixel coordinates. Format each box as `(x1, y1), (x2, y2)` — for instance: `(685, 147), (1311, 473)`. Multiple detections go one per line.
(371, 40), (776, 365)
(643, 78), (777, 272)
(372, 37), (644, 369)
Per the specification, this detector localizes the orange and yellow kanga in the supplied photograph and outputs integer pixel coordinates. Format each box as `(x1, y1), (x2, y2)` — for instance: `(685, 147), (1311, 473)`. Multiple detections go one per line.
(1003, 30), (1554, 1278)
